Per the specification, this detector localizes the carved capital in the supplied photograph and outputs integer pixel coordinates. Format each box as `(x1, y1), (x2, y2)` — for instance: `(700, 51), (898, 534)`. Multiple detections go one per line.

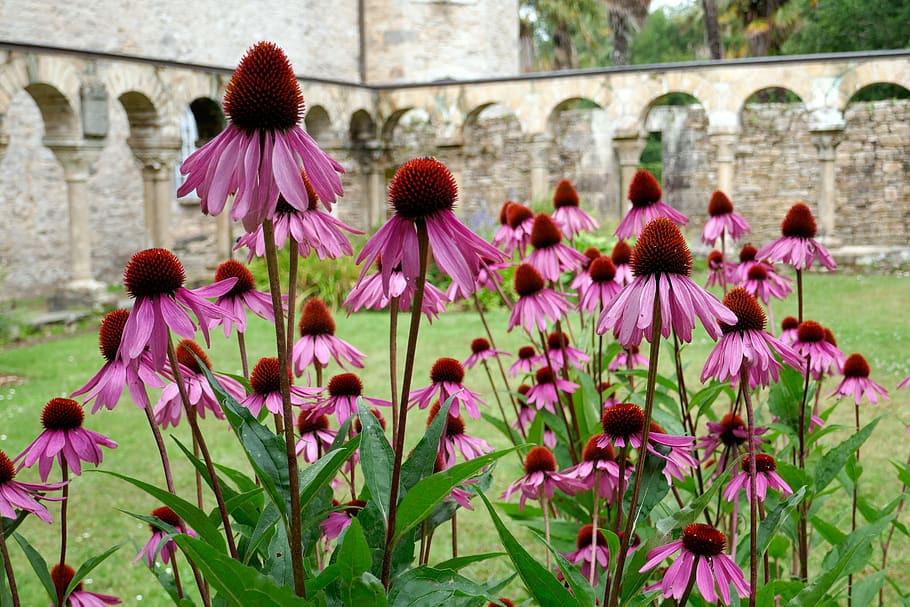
(44, 139), (103, 180)
(810, 129), (844, 161)
(129, 136), (182, 172)
(612, 134), (646, 166)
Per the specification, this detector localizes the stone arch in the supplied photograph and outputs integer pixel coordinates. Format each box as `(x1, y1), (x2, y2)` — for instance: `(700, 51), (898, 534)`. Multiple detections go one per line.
(103, 66), (174, 137)
(188, 97), (226, 145)
(304, 105), (332, 141)
(547, 97), (610, 216)
(462, 101), (523, 135)
(547, 97), (604, 133)
(845, 82), (910, 106)
(350, 109), (377, 144)
(837, 60), (910, 112)
(118, 90), (162, 142)
(24, 82), (81, 139)
(737, 86), (806, 131)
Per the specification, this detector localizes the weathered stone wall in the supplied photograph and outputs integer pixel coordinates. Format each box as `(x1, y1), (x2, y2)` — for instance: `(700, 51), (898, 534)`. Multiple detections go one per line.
(0, 0), (362, 81)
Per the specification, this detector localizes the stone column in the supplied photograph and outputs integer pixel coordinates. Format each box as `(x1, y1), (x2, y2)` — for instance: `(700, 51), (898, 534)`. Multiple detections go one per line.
(527, 134), (551, 203)
(46, 140), (104, 292)
(131, 140), (181, 250)
(0, 132), (8, 163)
(710, 130), (738, 196)
(612, 134), (646, 220)
(810, 129), (844, 244)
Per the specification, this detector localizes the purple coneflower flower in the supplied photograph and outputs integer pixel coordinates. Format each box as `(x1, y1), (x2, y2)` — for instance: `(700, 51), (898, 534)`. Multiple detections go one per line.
(640, 523), (749, 605)
(779, 316), (799, 345)
(446, 258), (506, 302)
(178, 42), (343, 230)
(240, 358), (317, 417)
(504, 203), (535, 258)
(409, 358), (485, 419)
(0, 450), (65, 524)
(72, 308), (163, 412)
(792, 320), (844, 380)
(463, 337), (510, 370)
(611, 240), (634, 286)
(598, 218), (737, 347)
(705, 250), (734, 289)
(134, 506), (195, 568)
(564, 524), (611, 585)
(731, 243), (761, 284)
(536, 332), (590, 372)
(492, 200), (518, 251)
(741, 263), (792, 304)
(154, 340), (245, 428)
(578, 256), (623, 315)
(563, 436), (624, 503)
(701, 190), (751, 246)
(427, 403), (492, 467)
(295, 412), (337, 462)
(551, 179), (599, 239)
(292, 298), (365, 375)
(119, 248), (237, 371)
(526, 213), (587, 282)
(597, 404), (695, 475)
(321, 499), (365, 541)
(526, 366), (578, 411)
(316, 373), (390, 425)
(356, 157), (504, 297)
(235, 174), (361, 260)
(608, 345), (649, 372)
(700, 288), (804, 389)
(344, 258), (448, 321)
(832, 353), (889, 405)
(513, 393), (557, 449)
(756, 202), (836, 271)
(569, 246), (601, 296)
(723, 454), (792, 502)
(501, 446), (582, 511)
(508, 264), (571, 333)
(17, 398), (117, 482)
(434, 453), (477, 510)
(509, 346), (537, 377)
(51, 564), (121, 606)
(208, 259), (275, 337)
(616, 169), (688, 240)
(697, 412), (766, 473)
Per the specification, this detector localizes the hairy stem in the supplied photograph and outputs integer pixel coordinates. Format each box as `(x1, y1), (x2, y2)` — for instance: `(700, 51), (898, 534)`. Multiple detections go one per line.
(742, 368), (758, 607)
(0, 525), (20, 607)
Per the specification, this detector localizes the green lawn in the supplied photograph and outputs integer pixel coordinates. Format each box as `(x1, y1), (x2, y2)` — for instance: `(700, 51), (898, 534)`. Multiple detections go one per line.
(1, 268), (909, 605)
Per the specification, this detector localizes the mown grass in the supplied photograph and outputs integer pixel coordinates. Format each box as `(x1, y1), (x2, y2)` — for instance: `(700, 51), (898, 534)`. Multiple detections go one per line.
(1, 267), (909, 605)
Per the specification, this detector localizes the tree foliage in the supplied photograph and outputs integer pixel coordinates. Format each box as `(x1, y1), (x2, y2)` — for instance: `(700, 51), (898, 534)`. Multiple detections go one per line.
(781, 0), (910, 54)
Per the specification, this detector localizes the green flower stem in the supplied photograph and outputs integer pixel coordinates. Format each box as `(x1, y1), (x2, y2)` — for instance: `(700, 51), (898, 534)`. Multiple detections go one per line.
(0, 524), (20, 607)
(590, 469), (602, 587)
(237, 331), (250, 380)
(389, 296), (400, 441)
(796, 355), (812, 581)
(741, 368), (758, 607)
(56, 461), (68, 607)
(286, 238), (299, 365)
(260, 219), (306, 598)
(677, 555), (700, 607)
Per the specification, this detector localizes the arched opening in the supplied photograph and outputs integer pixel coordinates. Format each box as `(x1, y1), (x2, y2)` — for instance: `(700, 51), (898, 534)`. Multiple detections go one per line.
(24, 83), (80, 139)
(304, 105), (332, 143)
(548, 97), (608, 217)
(189, 97), (226, 146)
(350, 109), (377, 145)
(118, 90), (159, 141)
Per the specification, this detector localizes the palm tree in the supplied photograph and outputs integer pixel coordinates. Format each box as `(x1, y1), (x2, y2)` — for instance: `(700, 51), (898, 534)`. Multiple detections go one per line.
(605, 0), (651, 66)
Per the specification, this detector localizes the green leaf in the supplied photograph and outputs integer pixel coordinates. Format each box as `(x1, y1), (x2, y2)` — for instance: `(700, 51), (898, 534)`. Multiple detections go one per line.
(434, 552), (506, 571)
(526, 408), (546, 447)
(346, 572), (387, 606)
(11, 532), (55, 601)
(480, 412), (522, 445)
(573, 368), (601, 440)
(336, 518), (371, 578)
(387, 566), (505, 607)
(853, 571), (887, 607)
(530, 528), (595, 606)
(737, 486), (806, 566)
(358, 402), (395, 523)
(623, 452), (669, 527)
(174, 535), (312, 606)
(393, 448), (515, 546)
(400, 396), (451, 495)
(655, 461), (733, 537)
(757, 580), (804, 606)
(690, 381), (733, 419)
(814, 417), (880, 494)
(476, 490), (575, 605)
(767, 366), (808, 428)
(99, 470), (227, 554)
(65, 544), (122, 597)
(299, 435), (360, 513)
(811, 515), (846, 546)
(200, 361), (291, 520)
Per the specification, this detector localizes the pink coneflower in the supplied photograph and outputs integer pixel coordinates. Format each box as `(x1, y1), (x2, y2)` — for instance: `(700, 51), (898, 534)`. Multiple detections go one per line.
(792, 321), (844, 380)
(537, 332), (590, 372)
(154, 340), (246, 428)
(513, 390), (557, 448)
(723, 454), (792, 502)
(409, 358), (486, 419)
(134, 506), (195, 568)
(731, 243), (761, 284)
(208, 259), (275, 337)
(569, 246), (601, 296)
(343, 259), (448, 321)
(756, 202), (836, 271)
(578, 256), (623, 315)
(611, 240), (634, 286)
(779, 316), (799, 345)
(463, 337), (510, 370)
(235, 174), (361, 261)
(701, 190), (751, 246)
(0, 450), (65, 524)
(427, 403), (492, 467)
(317, 373), (391, 425)
(616, 170), (688, 240)
(526, 366), (579, 411)
(501, 446), (582, 510)
(355, 157), (504, 297)
(504, 203), (535, 258)
(832, 353), (889, 405)
(741, 263), (792, 304)
(697, 412), (766, 472)
(508, 264), (571, 333)
(700, 288), (804, 389)
(597, 404), (695, 471)
(608, 345), (649, 372)
(17, 398), (117, 482)
(178, 42), (343, 231)
(551, 179), (599, 239)
(564, 524), (611, 585)
(648, 420), (698, 483)
(292, 298), (365, 375)
(705, 250), (734, 289)
(295, 412), (337, 462)
(640, 523), (749, 605)
(492, 200), (518, 250)
(434, 453), (477, 510)
(598, 218), (736, 347)
(51, 564), (121, 606)
(321, 499), (366, 541)
(119, 248), (237, 371)
(509, 345), (538, 377)
(446, 258), (506, 302)
(240, 358), (316, 417)
(71, 308), (164, 412)
(563, 436), (624, 502)
(526, 213), (587, 281)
